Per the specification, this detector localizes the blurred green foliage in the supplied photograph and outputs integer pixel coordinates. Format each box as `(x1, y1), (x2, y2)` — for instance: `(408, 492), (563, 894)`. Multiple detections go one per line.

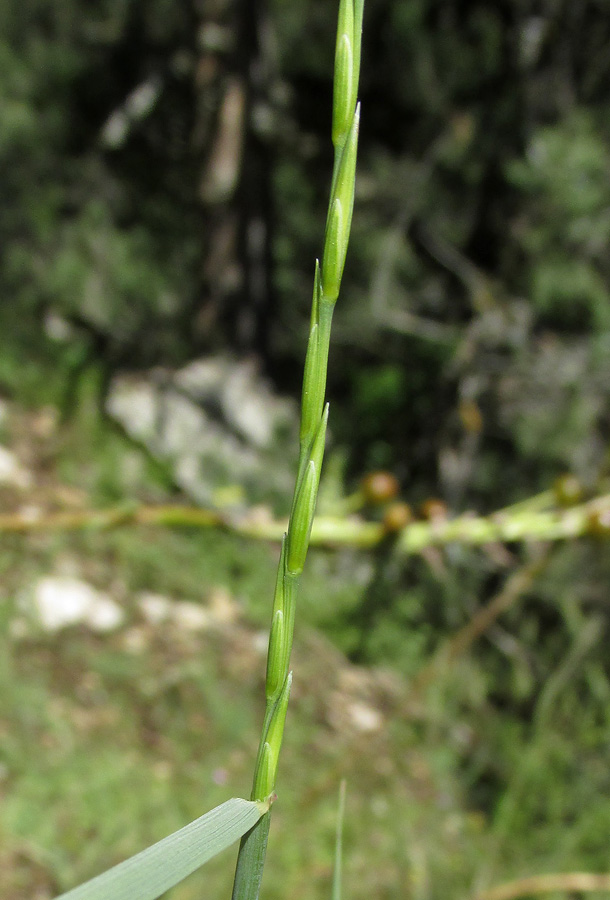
(3, 0), (610, 499)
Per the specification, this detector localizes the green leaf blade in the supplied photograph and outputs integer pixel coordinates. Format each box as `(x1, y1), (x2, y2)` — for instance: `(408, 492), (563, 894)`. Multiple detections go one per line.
(54, 797), (268, 900)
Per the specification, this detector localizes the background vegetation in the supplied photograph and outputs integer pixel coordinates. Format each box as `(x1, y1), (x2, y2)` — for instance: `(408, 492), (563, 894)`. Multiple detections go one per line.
(2, 1), (610, 899)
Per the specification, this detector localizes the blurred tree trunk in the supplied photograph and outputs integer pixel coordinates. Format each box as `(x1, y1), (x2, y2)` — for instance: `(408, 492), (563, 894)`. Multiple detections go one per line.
(193, 0), (275, 363)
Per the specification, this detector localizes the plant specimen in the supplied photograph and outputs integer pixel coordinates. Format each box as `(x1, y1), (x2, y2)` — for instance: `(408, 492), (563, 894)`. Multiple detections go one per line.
(232, 1), (364, 895)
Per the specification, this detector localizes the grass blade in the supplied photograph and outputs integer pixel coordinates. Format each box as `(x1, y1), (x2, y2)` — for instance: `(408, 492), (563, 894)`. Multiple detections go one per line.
(54, 797), (269, 900)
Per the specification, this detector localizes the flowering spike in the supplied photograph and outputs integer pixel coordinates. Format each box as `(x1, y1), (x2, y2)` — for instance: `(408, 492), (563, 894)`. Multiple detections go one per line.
(287, 461), (318, 575)
(333, 33), (354, 147)
(309, 404), (329, 477)
(272, 535), (287, 613)
(265, 609), (285, 701)
(334, 106), (359, 261)
(352, 0), (365, 113)
(253, 741), (274, 801)
(323, 105), (359, 304)
(264, 672), (292, 787)
(300, 322), (321, 443)
(233, 2), (365, 893)
(336, 0), (355, 52)
(322, 198), (344, 303)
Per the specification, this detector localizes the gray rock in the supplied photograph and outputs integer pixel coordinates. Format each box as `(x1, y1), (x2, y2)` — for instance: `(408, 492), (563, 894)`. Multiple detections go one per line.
(106, 355), (299, 508)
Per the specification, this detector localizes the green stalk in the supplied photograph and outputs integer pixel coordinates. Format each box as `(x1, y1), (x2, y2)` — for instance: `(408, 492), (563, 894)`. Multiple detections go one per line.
(231, 2), (364, 898)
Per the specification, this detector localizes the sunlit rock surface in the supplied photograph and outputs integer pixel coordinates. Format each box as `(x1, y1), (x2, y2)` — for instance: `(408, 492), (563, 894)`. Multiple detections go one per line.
(32, 576), (124, 633)
(106, 355), (299, 508)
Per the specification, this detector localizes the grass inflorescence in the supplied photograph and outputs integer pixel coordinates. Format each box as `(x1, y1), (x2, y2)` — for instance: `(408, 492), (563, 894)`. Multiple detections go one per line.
(231, 3), (365, 898)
